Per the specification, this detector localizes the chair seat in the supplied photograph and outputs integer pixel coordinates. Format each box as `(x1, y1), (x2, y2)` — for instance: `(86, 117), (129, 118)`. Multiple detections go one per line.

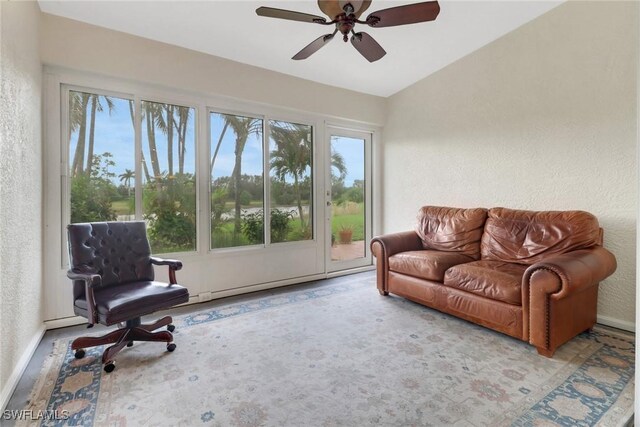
(389, 250), (474, 282)
(75, 281), (190, 325)
(443, 260), (527, 305)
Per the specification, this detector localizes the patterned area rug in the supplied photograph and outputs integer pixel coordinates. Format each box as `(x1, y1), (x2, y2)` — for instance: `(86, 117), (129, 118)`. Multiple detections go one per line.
(20, 276), (634, 426)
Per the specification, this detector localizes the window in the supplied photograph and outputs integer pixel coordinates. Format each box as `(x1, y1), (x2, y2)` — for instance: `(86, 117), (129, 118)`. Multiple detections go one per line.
(66, 88), (198, 254)
(269, 120), (313, 242)
(141, 101), (197, 253)
(65, 86), (316, 255)
(68, 90), (135, 223)
(209, 114), (314, 249)
(210, 112), (264, 249)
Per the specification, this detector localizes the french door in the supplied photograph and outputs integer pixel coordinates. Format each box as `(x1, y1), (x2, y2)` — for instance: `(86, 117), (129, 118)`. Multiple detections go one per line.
(326, 127), (373, 272)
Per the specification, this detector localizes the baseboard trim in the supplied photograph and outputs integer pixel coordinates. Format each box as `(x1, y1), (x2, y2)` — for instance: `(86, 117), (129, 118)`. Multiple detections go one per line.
(597, 315), (635, 332)
(44, 316), (87, 330)
(43, 269), (373, 331)
(0, 324), (46, 412)
(44, 274), (330, 330)
(206, 273), (328, 300)
(327, 265), (374, 278)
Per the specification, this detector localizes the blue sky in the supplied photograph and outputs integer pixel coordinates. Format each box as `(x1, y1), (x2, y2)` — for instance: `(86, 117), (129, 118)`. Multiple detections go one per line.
(68, 94), (197, 184)
(69, 93), (364, 188)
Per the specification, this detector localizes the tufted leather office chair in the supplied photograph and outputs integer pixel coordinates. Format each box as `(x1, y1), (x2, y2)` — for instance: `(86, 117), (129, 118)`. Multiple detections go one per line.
(67, 221), (190, 373)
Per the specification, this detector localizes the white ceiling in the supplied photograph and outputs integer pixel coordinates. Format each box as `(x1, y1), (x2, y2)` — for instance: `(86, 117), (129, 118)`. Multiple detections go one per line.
(38, 0), (563, 97)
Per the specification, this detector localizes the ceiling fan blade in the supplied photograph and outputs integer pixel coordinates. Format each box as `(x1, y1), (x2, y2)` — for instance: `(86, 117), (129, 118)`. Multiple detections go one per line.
(292, 33), (335, 60)
(366, 1), (440, 28)
(256, 7), (327, 24)
(350, 32), (386, 62)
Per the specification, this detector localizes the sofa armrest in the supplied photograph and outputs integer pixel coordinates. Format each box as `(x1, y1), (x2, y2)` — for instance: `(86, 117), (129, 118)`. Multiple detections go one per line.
(67, 266), (101, 325)
(523, 246), (617, 355)
(370, 231), (422, 295)
(524, 247), (617, 298)
(150, 256), (183, 284)
(370, 231), (423, 258)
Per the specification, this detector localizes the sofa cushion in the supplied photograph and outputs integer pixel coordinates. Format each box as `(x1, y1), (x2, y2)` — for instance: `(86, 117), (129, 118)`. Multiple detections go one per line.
(415, 206), (488, 260)
(389, 250), (475, 282)
(443, 260), (527, 305)
(481, 208), (600, 265)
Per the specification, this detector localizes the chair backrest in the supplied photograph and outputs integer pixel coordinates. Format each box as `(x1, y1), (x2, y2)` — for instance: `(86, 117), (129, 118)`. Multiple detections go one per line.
(67, 222), (155, 298)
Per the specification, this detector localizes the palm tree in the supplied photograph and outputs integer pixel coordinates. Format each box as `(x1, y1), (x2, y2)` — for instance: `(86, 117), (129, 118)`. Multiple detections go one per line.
(269, 122), (312, 230)
(128, 100), (151, 183)
(85, 95), (115, 176)
(70, 92), (90, 177)
(119, 169), (135, 197)
(141, 101), (168, 182)
(166, 104), (175, 176)
(70, 92), (116, 178)
(217, 115), (262, 237)
(330, 147), (347, 182)
(174, 106), (191, 175)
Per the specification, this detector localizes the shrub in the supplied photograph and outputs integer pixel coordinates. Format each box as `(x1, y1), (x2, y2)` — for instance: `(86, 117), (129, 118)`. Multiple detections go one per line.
(241, 209), (292, 244)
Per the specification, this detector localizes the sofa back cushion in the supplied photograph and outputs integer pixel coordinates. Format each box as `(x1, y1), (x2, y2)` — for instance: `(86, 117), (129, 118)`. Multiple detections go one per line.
(481, 208), (600, 265)
(415, 206), (488, 259)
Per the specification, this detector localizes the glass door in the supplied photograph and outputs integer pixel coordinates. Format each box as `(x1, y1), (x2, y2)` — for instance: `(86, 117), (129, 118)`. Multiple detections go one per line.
(326, 127), (372, 272)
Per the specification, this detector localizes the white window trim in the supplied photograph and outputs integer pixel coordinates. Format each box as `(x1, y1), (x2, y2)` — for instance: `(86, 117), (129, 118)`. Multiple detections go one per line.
(43, 65), (382, 321)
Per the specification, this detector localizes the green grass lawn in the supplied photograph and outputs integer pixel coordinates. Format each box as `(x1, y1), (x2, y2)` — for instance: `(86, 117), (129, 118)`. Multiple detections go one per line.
(331, 214), (365, 241)
(111, 198), (134, 215)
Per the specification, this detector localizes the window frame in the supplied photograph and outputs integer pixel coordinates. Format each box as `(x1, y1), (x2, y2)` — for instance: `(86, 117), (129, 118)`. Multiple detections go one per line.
(207, 108), (319, 252)
(60, 84), (202, 259)
(57, 77), (323, 263)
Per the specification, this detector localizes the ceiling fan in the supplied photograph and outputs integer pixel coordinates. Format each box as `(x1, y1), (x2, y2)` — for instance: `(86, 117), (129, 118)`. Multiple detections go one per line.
(256, 1), (440, 63)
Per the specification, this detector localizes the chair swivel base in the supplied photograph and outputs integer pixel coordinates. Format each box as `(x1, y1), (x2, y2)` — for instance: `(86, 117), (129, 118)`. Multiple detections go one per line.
(71, 315), (177, 372)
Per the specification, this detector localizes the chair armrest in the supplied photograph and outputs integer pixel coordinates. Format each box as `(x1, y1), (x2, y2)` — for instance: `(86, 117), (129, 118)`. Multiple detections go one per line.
(150, 256), (183, 284)
(67, 265), (102, 287)
(67, 266), (101, 325)
(370, 231), (422, 295)
(370, 231), (423, 259)
(524, 246), (617, 299)
(150, 257), (183, 270)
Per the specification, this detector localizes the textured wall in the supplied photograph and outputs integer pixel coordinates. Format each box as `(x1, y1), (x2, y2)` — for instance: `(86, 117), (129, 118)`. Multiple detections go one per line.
(383, 2), (638, 326)
(39, 13), (386, 126)
(0, 0), (43, 398)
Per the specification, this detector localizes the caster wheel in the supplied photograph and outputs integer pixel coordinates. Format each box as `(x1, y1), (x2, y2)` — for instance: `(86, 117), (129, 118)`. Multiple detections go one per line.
(167, 343), (177, 352)
(104, 361), (116, 373)
(74, 349), (86, 359)
(127, 341), (134, 347)
(167, 324), (175, 332)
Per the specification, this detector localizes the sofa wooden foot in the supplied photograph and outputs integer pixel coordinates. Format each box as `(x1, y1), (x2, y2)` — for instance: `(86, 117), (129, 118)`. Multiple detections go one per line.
(378, 289), (389, 296)
(536, 347), (555, 358)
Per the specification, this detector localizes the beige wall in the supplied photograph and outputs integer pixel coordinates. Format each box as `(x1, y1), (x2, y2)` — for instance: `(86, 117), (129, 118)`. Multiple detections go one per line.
(0, 0), (43, 406)
(383, 1), (638, 326)
(39, 13), (386, 125)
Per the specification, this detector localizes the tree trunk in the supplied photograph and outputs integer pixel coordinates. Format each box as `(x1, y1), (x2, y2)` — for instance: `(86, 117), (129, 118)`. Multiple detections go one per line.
(145, 109), (162, 180)
(232, 136), (244, 237)
(178, 111), (187, 174)
(71, 93), (90, 177)
(294, 174), (305, 229)
(85, 95), (99, 176)
(167, 105), (174, 176)
(141, 152), (151, 183)
(210, 121), (229, 177)
(128, 101), (151, 183)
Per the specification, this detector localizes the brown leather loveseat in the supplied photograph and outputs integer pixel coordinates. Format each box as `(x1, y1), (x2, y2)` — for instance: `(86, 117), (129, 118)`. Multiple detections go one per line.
(371, 206), (617, 357)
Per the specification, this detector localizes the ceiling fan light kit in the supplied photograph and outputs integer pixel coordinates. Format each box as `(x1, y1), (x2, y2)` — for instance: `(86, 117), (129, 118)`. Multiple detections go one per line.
(256, 0), (440, 63)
